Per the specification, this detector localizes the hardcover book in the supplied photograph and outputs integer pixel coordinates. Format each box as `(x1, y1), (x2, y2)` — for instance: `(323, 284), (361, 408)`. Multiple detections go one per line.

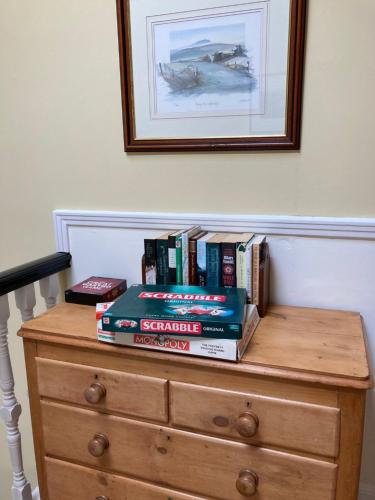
(174, 226), (201, 285)
(251, 235), (267, 304)
(97, 303), (260, 362)
(258, 242), (270, 317)
(196, 232), (215, 286)
(181, 226), (201, 285)
(175, 232), (184, 285)
(221, 233), (253, 288)
(206, 233), (224, 287)
(189, 231), (207, 285)
(156, 231), (174, 285)
(101, 284), (248, 340)
(236, 233), (255, 301)
(65, 277), (127, 306)
(222, 235), (237, 288)
(168, 229), (185, 285)
(144, 238), (157, 284)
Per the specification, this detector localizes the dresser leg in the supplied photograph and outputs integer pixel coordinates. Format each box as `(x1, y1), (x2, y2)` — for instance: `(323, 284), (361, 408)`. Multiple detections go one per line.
(336, 389), (366, 500)
(23, 340), (49, 500)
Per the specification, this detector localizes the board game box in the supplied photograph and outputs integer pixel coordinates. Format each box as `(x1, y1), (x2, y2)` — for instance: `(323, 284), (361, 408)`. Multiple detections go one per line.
(100, 284), (248, 340)
(97, 302), (260, 362)
(65, 276), (127, 306)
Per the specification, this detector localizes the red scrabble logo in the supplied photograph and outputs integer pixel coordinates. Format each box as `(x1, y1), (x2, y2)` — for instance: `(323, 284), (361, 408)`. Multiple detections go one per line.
(138, 292), (226, 302)
(140, 319), (202, 335)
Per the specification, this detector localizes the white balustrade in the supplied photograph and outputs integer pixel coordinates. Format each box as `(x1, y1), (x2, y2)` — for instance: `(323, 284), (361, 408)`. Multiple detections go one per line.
(0, 253), (69, 500)
(39, 274), (59, 309)
(0, 294), (33, 500)
(1, 280), (57, 500)
(15, 284), (36, 322)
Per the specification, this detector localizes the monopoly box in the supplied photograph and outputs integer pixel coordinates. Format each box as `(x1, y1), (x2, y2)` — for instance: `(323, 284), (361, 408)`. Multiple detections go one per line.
(100, 284), (248, 340)
(97, 302), (260, 362)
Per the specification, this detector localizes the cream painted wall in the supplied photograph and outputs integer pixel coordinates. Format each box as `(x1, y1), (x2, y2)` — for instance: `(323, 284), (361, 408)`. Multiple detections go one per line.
(0, 0), (375, 496)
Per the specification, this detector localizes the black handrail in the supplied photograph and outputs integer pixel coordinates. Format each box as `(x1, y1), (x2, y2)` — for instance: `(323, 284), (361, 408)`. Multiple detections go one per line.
(0, 252), (72, 297)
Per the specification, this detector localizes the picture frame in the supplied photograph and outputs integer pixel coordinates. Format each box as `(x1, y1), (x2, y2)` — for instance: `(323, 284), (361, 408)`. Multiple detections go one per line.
(116, 0), (307, 152)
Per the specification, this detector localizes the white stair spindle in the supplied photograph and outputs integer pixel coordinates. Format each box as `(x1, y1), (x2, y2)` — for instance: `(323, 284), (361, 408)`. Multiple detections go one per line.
(0, 294), (32, 500)
(39, 274), (59, 309)
(32, 486), (40, 500)
(15, 284), (36, 322)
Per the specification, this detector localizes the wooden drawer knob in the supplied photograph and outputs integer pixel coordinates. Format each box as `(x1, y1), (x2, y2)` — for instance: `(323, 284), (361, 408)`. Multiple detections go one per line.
(88, 433), (109, 457)
(235, 412), (259, 438)
(84, 383), (106, 404)
(96, 497), (109, 500)
(236, 469), (258, 497)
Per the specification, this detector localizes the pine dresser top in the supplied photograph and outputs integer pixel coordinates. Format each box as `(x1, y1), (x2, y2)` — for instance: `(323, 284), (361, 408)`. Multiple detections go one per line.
(19, 303), (372, 390)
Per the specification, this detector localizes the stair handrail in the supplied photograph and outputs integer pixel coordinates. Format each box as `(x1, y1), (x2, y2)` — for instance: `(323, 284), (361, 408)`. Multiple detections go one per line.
(0, 252), (71, 500)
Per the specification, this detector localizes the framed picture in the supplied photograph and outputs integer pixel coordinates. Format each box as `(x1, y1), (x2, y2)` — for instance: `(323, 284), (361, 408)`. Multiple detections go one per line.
(117, 0), (307, 152)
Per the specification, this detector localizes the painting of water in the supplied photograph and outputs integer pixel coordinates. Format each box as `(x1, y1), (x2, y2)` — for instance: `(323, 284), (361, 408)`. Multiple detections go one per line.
(151, 8), (265, 119)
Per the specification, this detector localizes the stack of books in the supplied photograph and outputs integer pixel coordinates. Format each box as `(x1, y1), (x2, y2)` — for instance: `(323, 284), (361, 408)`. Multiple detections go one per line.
(96, 284), (260, 361)
(143, 227), (269, 317)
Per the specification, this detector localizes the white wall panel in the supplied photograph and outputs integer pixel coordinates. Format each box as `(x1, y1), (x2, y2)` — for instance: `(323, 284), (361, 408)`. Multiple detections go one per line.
(55, 210), (375, 498)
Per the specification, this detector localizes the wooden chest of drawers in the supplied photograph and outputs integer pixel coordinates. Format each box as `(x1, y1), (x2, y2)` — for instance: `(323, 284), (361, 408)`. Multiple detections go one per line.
(19, 304), (371, 500)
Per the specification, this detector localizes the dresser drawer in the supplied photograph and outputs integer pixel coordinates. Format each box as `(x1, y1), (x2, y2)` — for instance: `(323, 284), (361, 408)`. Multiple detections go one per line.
(42, 401), (337, 500)
(170, 382), (340, 457)
(36, 358), (168, 422)
(45, 457), (202, 500)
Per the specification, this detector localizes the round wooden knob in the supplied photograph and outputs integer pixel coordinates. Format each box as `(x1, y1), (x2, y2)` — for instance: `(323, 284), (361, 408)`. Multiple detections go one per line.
(88, 433), (109, 457)
(84, 383), (106, 404)
(235, 412), (259, 438)
(96, 497), (109, 500)
(236, 469), (258, 497)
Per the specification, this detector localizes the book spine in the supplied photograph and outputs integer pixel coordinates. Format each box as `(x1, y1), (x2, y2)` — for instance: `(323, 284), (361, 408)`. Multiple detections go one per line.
(206, 242), (222, 287)
(245, 243), (253, 302)
(156, 239), (169, 285)
(189, 238), (198, 285)
(236, 243), (246, 290)
(141, 255), (146, 285)
(258, 244), (270, 317)
(168, 235), (177, 285)
(144, 239), (156, 285)
(222, 242), (237, 288)
(175, 234), (183, 285)
(181, 232), (190, 285)
(196, 238), (208, 286)
(252, 243), (261, 304)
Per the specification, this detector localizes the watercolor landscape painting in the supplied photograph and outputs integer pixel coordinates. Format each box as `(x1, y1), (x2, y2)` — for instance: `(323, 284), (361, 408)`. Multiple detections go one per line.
(151, 9), (265, 118)
(160, 23), (255, 94)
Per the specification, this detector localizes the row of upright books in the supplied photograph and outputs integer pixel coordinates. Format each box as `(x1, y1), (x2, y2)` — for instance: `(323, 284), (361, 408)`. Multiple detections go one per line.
(143, 227), (270, 316)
